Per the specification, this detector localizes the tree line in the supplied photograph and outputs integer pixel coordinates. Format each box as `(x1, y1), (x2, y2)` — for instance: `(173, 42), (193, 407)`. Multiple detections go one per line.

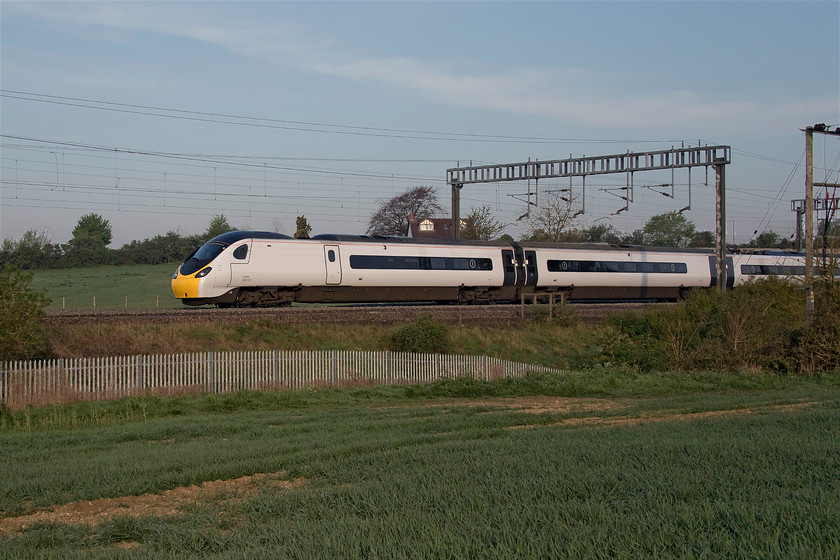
(4, 186), (837, 270)
(364, 186), (827, 249)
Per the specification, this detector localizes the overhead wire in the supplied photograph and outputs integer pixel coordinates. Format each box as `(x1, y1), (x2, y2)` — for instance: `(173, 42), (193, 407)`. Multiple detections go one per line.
(1, 89), (683, 145)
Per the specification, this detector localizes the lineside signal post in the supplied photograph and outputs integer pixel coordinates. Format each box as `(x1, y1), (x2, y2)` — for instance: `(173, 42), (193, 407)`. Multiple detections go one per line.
(447, 145), (731, 289)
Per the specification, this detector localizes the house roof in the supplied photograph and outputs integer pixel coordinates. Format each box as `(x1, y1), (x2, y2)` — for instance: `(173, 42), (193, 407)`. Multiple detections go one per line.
(407, 216), (464, 239)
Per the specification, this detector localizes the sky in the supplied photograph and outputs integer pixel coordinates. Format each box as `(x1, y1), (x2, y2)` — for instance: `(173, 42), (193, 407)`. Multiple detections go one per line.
(1, 0), (839, 248)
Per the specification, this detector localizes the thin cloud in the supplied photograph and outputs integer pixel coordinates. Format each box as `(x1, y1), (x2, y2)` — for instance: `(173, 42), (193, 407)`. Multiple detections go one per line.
(7, 2), (835, 133)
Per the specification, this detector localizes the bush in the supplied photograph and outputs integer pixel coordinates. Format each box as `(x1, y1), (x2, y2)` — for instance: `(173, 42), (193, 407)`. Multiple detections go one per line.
(797, 273), (840, 373)
(390, 314), (451, 353)
(0, 264), (51, 361)
(605, 278), (807, 372)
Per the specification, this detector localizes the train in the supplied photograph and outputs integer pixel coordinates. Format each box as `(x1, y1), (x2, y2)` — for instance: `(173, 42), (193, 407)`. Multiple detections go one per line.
(171, 230), (813, 307)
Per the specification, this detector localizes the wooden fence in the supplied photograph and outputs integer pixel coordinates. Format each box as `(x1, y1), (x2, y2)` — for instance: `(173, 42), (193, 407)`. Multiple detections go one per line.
(0, 351), (563, 409)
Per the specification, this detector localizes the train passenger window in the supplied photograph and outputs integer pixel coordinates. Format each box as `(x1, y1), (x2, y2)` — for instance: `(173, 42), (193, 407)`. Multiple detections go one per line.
(233, 245), (248, 260)
(349, 254), (490, 271)
(328, 250), (336, 263)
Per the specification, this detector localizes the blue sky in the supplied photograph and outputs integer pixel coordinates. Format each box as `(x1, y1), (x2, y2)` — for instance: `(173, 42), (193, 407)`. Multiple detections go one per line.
(2, 1), (838, 246)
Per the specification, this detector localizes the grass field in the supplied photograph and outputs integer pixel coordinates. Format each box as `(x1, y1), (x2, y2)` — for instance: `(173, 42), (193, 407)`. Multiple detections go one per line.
(29, 264), (182, 310)
(1, 373), (839, 559)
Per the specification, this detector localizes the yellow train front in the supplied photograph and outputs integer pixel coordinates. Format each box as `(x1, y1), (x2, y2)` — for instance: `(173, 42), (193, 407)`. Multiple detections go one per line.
(172, 231), (296, 306)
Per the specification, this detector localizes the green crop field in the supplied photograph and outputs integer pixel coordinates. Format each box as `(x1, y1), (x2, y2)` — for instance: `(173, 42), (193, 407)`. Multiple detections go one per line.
(1, 374), (839, 559)
(29, 264), (183, 310)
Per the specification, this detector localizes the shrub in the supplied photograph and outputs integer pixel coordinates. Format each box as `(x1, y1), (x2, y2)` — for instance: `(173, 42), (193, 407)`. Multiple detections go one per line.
(390, 314), (451, 353)
(0, 264), (51, 361)
(797, 272), (840, 373)
(605, 278), (807, 372)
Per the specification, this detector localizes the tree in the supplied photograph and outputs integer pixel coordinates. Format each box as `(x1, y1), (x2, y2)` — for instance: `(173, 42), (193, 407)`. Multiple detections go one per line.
(62, 213), (114, 267)
(522, 191), (582, 242)
(367, 186), (444, 236)
(0, 229), (61, 269)
(742, 230), (785, 249)
(584, 223), (623, 244)
(460, 205), (506, 240)
(294, 216), (312, 239)
(72, 213), (112, 246)
(689, 230), (715, 248)
(640, 211), (696, 247)
(204, 214), (235, 240)
(0, 264), (50, 360)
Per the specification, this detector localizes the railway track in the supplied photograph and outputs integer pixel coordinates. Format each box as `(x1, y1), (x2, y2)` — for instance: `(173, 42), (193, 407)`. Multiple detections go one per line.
(43, 302), (657, 327)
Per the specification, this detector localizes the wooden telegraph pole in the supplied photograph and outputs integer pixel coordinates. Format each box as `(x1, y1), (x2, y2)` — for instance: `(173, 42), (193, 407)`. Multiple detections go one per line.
(805, 127), (814, 325)
(803, 123), (840, 326)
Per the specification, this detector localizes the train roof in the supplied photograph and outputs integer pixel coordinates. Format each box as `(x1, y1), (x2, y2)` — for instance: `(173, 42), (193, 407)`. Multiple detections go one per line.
(311, 234), (510, 247)
(516, 241), (717, 254)
(207, 231), (294, 244)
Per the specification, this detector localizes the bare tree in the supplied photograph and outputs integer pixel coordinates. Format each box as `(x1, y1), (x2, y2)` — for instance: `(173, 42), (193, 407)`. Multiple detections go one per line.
(367, 186), (444, 236)
(460, 205), (506, 240)
(522, 191), (582, 242)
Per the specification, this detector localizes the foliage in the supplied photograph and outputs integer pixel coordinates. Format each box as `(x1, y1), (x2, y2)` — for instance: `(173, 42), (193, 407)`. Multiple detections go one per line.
(204, 214), (235, 240)
(639, 211), (696, 247)
(60, 213), (117, 267)
(0, 229), (61, 269)
(797, 247), (840, 373)
(689, 230), (715, 247)
(390, 314), (451, 353)
(742, 230), (794, 249)
(606, 278), (807, 372)
(460, 204), (506, 240)
(294, 215), (312, 239)
(522, 191), (583, 242)
(115, 231), (203, 265)
(71, 213), (113, 246)
(367, 185), (444, 236)
(583, 223), (623, 244)
(59, 236), (118, 268)
(0, 264), (51, 361)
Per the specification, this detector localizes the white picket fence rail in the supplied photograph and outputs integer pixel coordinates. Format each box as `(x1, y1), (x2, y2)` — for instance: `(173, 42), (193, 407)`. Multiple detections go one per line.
(0, 351), (563, 409)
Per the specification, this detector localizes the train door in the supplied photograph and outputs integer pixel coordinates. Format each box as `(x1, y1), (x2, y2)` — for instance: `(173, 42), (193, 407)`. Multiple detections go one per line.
(228, 241), (251, 286)
(524, 251), (539, 286)
(324, 245), (342, 285)
(708, 256), (735, 289)
(502, 249), (517, 286)
(512, 245), (527, 286)
(524, 250), (538, 286)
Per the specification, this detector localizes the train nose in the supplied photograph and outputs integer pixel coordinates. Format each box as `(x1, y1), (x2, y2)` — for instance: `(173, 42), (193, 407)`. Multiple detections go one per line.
(172, 270), (200, 299)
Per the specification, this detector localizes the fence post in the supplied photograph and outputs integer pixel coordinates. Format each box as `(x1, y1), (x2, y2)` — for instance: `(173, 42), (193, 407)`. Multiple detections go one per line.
(0, 362), (7, 404)
(331, 350), (337, 385)
(135, 355), (144, 394)
(386, 350), (392, 382)
(207, 351), (215, 393)
(273, 350), (280, 388)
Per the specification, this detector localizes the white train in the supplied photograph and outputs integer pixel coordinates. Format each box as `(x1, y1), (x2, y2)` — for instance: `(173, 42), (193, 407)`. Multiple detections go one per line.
(171, 231), (811, 307)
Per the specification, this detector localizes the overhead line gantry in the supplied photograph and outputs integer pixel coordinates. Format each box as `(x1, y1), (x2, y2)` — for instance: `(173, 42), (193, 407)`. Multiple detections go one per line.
(446, 144), (731, 289)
